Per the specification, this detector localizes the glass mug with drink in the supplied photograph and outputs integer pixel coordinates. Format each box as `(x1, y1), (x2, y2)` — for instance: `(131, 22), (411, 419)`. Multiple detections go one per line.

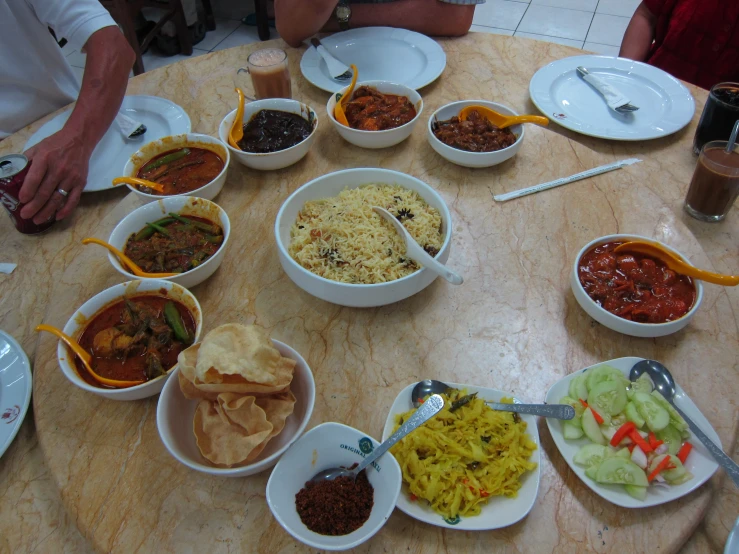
(693, 82), (739, 155)
(684, 135), (739, 222)
(236, 48), (292, 100)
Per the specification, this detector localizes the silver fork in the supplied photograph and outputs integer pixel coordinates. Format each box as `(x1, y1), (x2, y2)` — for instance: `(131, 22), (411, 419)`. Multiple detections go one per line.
(576, 66), (639, 113)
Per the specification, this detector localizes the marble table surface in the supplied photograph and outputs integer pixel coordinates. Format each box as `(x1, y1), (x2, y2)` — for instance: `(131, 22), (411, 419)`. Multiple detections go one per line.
(0, 34), (736, 554)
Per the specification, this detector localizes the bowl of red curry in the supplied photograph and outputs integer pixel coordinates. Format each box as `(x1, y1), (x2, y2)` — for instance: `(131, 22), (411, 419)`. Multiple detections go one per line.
(571, 234), (703, 337)
(327, 81), (423, 149)
(427, 100), (524, 168)
(123, 133), (230, 202)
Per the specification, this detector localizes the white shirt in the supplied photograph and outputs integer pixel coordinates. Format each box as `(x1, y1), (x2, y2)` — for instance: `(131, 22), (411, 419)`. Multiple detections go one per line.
(0, 0), (117, 138)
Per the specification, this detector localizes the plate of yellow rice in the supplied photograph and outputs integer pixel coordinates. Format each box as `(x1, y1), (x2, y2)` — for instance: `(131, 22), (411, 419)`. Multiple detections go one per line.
(382, 382), (541, 530)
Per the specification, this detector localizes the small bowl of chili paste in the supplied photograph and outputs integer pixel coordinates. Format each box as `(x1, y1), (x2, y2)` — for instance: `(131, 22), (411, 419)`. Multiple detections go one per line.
(266, 422), (402, 550)
(571, 234), (703, 337)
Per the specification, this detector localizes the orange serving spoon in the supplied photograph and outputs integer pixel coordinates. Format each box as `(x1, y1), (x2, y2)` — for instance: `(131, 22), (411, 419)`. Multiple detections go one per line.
(228, 87), (245, 150)
(333, 64), (358, 127)
(111, 176), (166, 193)
(614, 241), (739, 286)
(35, 324), (146, 388)
(81, 238), (178, 278)
(458, 105), (549, 129)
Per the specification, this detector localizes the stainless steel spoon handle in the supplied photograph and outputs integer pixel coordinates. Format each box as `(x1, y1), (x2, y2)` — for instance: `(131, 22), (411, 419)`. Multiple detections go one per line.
(670, 401), (739, 488)
(487, 402), (575, 420)
(355, 394), (444, 475)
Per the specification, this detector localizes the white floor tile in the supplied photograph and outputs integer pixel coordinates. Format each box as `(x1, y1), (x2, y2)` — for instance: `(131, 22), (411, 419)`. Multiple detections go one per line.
(583, 41), (620, 56)
(517, 5), (593, 40)
(472, 0), (529, 31)
(470, 25), (515, 36)
(197, 18), (242, 51)
(530, 0), (597, 12)
(212, 25), (265, 51)
(66, 48), (87, 68)
(596, 0), (640, 18)
(514, 31), (583, 48)
(141, 48), (209, 72)
(586, 13), (630, 46)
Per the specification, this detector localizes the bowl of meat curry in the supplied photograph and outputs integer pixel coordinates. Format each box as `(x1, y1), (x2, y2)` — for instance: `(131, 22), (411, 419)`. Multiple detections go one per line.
(107, 196), (231, 289)
(122, 133), (230, 201)
(326, 80), (423, 149)
(58, 279), (203, 400)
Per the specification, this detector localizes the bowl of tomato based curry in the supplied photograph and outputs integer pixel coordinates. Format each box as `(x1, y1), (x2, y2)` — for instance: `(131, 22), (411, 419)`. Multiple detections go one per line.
(123, 133), (230, 201)
(571, 234), (703, 338)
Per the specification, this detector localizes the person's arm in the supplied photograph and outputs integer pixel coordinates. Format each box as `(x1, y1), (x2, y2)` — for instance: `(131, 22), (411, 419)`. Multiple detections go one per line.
(619, 2), (657, 61)
(19, 26), (135, 224)
(276, 0), (475, 48)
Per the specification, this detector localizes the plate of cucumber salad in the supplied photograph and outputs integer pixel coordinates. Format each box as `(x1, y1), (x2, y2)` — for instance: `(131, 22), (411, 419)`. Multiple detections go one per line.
(545, 357), (720, 508)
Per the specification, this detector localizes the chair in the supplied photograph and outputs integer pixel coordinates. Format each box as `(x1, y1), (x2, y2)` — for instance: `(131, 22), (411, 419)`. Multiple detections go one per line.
(255, 0), (270, 41)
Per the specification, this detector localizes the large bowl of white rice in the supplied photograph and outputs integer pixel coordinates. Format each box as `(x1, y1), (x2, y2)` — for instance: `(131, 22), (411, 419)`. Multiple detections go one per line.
(275, 168), (453, 307)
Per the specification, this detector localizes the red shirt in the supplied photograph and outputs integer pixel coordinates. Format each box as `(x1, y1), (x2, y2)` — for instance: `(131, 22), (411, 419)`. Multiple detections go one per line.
(643, 0), (739, 90)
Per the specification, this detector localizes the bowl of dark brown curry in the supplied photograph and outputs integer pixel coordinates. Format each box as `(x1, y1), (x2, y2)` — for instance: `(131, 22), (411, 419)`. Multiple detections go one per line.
(57, 279), (203, 400)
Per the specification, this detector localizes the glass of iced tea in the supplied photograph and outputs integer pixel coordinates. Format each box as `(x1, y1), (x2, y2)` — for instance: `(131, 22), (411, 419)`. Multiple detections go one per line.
(693, 83), (739, 155)
(684, 140), (739, 222)
(236, 48), (292, 100)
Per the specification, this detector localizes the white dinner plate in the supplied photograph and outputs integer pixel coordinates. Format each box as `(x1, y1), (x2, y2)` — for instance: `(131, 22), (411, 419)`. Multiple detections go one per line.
(24, 95), (191, 192)
(0, 330), (32, 459)
(381, 382), (541, 531)
(545, 357), (720, 509)
(300, 27), (446, 93)
(529, 55), (695, 141)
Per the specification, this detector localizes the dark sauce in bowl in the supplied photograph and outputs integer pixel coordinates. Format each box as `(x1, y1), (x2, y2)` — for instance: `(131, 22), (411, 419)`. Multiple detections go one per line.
(238, 109), (313, 153)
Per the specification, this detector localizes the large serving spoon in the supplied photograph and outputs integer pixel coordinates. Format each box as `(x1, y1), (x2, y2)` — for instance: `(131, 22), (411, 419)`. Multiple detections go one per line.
(614, 241), (739, 286)
(630, 360), (739, 487)
(411, 379), (575, 420)
(372, 206), (463, 285)
(458, 105), (549, 130)
(228, 87), (245, 150)
(333, 64), (358, 127)
(81, 238), (177, 278)
(35, 324), (145, 388)
(310, 394), (445, 483)
(112, 176), (166, 193)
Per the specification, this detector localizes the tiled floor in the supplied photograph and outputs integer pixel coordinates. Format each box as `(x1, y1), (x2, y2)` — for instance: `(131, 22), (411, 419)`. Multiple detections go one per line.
(64, 0), (638, 77)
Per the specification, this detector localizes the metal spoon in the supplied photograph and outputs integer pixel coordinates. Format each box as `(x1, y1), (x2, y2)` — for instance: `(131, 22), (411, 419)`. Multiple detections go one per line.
(310, 394), (445, 483)
(372, 207), (463, 285)
(630, 360), (739, 488)
(411, 379), (575, 420)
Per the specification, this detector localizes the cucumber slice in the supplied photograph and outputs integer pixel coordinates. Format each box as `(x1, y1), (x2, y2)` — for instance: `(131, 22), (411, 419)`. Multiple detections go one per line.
(589, 380), (628, 416)
(563, 421), (584, 440)
(650, 391), (688, 433)
(655, 425), (682, 455)
(573, 444), (607, 467)
(611, 412), (627, 427)
(649, 454), (687, 483)
(559, 395), (585, 419)
(624, 401), (646, 428)
(669, 472), (693, 485)
(569, 374), (589, 401)
(633, 391), (670, 432)
(585, 464), (599, 480)
(581, 406), (606, 445)
(595, 458), (649, 487)
(624, 484), (648, 501)
(629, 373), (654, 395)
(614, 447), (631, 459)
(585, 364), (629, 394)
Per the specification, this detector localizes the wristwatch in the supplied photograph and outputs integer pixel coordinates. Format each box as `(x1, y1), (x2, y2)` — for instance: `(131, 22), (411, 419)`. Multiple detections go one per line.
(335, 0), (351, 31)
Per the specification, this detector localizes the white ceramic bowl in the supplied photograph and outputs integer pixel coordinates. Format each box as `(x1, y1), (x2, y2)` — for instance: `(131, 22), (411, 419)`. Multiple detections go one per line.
(218, 99), (318, 171)
(107, 196), (231, 289)
(58, 280), (203, 401)
(156, 339), (316, 477)
(266, 422), (402, 551)
(274, 168), (453, 308)
(326, 80), (423, 149)
(427, 100), (524, 168)
(123, 133), (230, 201)
(571, 234), (704, 337)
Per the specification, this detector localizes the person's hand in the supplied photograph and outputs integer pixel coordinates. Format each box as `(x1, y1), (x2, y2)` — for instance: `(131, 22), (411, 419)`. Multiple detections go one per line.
(19, 129), (93, 224)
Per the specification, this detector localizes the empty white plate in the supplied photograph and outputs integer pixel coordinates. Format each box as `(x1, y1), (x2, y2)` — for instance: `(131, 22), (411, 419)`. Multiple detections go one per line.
(0, 330), (32, 459)
(545, 357), (720, 508)
(24, 95), (191, 192)
(529, 55), (695, 141)
(381, 382), (541, 530)
(301, 27), (446, 93)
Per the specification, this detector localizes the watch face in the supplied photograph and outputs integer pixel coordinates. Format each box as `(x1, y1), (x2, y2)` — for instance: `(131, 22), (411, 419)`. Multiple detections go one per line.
(336, 5), (351, 19)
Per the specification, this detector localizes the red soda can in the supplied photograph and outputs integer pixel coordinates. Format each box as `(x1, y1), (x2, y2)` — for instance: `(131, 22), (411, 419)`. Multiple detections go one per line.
(0, 154), (55, 235)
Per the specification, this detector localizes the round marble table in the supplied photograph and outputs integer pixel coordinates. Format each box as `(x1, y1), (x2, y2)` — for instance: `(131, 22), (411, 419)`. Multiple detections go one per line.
(0, 34), (737, 554)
